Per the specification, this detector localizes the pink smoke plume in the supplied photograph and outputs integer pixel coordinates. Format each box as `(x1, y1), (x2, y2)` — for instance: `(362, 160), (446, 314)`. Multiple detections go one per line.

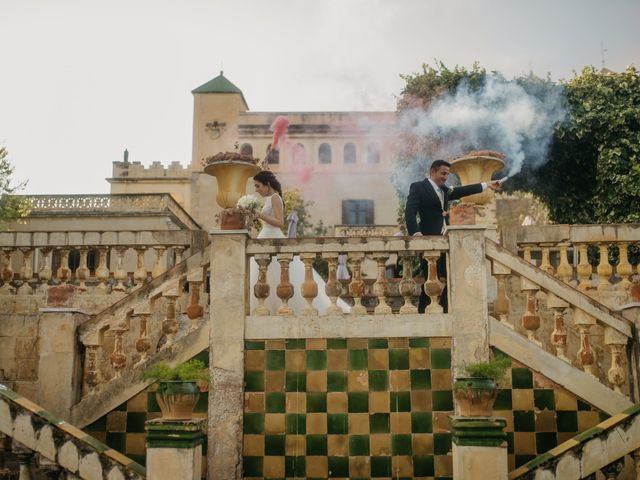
(270, 116), (289, 149)
(268, 115), (313, 184)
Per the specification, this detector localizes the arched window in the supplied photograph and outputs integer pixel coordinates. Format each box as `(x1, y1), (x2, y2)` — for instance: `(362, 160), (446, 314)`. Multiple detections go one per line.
(318, 143), (332, 164)
(344, 143), (356, 164)
(266, 143), (279, 164)
(240, 143), (253, 156)
(367, 143), (380, 164)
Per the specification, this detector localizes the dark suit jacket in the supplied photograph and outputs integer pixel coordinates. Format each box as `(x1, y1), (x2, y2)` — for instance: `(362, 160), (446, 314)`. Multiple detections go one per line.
(405, 179), (483, 235)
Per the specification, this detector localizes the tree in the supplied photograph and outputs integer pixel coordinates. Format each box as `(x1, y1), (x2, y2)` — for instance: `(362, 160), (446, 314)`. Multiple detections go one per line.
(281, 188), (328, 237)
(0, 147), (30, 227)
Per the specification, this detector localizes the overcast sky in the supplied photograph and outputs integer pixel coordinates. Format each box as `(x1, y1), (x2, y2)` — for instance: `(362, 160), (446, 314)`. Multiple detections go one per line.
(2, 0), (638, 195)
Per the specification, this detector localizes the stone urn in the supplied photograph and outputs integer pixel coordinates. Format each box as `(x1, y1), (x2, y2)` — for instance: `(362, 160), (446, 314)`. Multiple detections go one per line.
(449, 150), (505, 205)
(453, 377), (498, 416)
(202, 152), (261, 209)
(155, 381), (201, 420)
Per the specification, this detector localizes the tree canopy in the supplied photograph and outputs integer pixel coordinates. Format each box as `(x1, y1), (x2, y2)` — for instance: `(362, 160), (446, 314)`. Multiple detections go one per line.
(0, 147), (30, 227)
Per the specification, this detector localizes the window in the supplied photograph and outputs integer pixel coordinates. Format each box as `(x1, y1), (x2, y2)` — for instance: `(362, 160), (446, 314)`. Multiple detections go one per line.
(344, 143), (356, 164)
(240, 143), (253, 156)
(342, 200), (374, 225)
(318, 143), (332, 164)
(266, 143), (279, 164)
(367, 143), (380, 164)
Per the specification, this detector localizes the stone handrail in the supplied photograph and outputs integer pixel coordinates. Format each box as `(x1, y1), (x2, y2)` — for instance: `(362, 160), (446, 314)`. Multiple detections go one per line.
(333, 224), (398, 237)
(20, 193), (201, 230)
(0, 383), (145, 479)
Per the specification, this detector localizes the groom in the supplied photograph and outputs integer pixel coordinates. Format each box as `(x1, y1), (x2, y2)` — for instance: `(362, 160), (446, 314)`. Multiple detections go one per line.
(405, 159), (500, 313)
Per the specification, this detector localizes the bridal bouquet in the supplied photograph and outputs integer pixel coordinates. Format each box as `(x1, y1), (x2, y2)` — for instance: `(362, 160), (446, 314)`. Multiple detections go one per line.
(237, 194), (262, 212)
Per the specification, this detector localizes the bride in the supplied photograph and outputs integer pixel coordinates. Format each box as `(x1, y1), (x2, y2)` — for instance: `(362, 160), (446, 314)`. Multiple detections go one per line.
(249, 170), (350, 315)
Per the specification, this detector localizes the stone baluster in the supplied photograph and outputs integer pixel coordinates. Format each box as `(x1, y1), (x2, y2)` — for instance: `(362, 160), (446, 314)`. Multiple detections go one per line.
(373, 252), (392, 315)
(322, 252), (344, 316)
(0, 433), (11, 479)
(18, 248), (33, 295)
(13, 444), (33, 480)
(492, 261), (512, 329)
(597, 243), (613, 291)
(398, 253), (418, 314)
(56, 248), (71, 284)
(556, 242), (573, 284)
(174, 246), (185, 264)
(633, 449), (640, 478)
(601, 458), (625, 479)
(76, 248), (89, 292)
(186, 270), (204, 330)
(276, 253), (294, 316)
(152, 247), (166, 278)
(300, 253), (319, 316)
(38, 248), (52, 288)
(424, 250), (444, 313)
(133, 307), (151, 364)
(616, 242), (633, 296)
(162, 287), (180, 346)
(133, 247), (148, 286)
(576, 243), (593, 291)
(539, 243), (554, 275)
(109, 322), (128, 377)
(604, 326), (628, 394)
(547, 293), (570, 363)
(113, 247), (128, 292)
(82, 335), (101, 396)
(34, 455), (61, 479)
(95, 248), (110, 293)
(252, 254), (271, 316)
(347, 252), (367, 315)
(0, 249), (14, 292)
(520, 277), (541, 346)
(522, 244), (533, 264)
(573, 309), (597, 376)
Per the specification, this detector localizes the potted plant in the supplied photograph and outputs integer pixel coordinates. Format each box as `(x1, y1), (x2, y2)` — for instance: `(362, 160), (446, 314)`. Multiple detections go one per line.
(142, 359), (209, 420)
(453, 356), (510, 416)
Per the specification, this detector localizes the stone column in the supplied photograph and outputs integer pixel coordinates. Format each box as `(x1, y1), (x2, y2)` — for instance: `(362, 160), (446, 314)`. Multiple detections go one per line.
(450, 417), (508, 480)
(37, 308), (88, 421)
(146, 418), (205, 480)
(208, 231), (248, 479)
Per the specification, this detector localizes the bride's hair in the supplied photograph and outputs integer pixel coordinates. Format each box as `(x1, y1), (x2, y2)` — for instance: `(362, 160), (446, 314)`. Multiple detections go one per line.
(254, 170), (283, 199)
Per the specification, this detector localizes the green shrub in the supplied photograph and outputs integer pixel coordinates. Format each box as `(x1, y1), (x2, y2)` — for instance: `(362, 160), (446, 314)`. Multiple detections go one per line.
(142, 360), (209, 384)
(460, 357), (510, 382)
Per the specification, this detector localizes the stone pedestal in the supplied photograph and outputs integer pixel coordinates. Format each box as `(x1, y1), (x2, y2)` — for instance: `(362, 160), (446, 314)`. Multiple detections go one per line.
(146, 418), (205, 480)
(450, 416), (508, 480)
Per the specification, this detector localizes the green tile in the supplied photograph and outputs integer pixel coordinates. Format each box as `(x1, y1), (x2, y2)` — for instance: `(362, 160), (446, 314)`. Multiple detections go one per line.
(515, 455), (536, 468)
(245, 341), (265, 350)
(409, 338), (429, 348)
(411, 412), (432, 433)
(285, 456), (305, 478)
(348, 392), (369, 413)
(511, 368), (533, 389)
(243, 413), (264, 434)
(349, 349), (368, 370)
(126, 412), (146, 433)
(128, 454), (146, 467)
(194, 391), (208, 413)
(514, 410), (535, 432)
(105, 432), (126, 453)
(536, 432), (558, 453)
(286, 414), (306, 435)
(327, 414), (348, 434)
(507, 431), (514, 454)
(369, 370), (389, 392)
(410, 369), (431, 390)
(368, 339), (388, 349)
(327, 338), (347, 349)
(392, 434), (412, 455)
(389, 349), (409, 370)
(243, 456), (263, 477)
(577, 399), (592, 411)
(534, 389), (556, 411)
(265, 434), (285, 455)
(85, 416), (107, 431)
(193, 349), (209, 366)
(286, 339), (306, 350)
(245, 371), (264, 392)
(114, 402), (127, 411)
(434, 432), (452, 455)
(265, 392), (285, 413)
(286, 372), (306, 392)
(307, 392), (327, 413)
(413, 455), (434, 476)
(556, 411), (578, 432)
(306, 435), (327, 455)
(390, 392), (411, 412)
(494, 389), (512, 410)
(329, 456), (349, 477)
(349, 435), (370, 455)
(432, 391), (453, 411)
(430, 348), (451, 369)
(327, 372), (347, 392)
(266, 350), (285, 370)
(307, 350), (327, 371)
(147, 392), (161, 413)
(599, 412), (610, 422)
(370, 456), (391, 477)
(370, 413), (390, 433)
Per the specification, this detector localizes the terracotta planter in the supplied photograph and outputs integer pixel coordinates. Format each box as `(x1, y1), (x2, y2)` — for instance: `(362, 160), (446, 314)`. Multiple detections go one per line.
(156, 381), (201, 420)
(219, 210), (246, 230)
(449, 204), (476, 225)
(453, 377), (498, 416)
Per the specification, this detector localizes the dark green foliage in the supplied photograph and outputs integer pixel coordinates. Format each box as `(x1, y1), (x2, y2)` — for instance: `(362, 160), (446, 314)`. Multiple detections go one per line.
(0, 147), (31, 227)
(460, 357), (510, 382)
(141, 360), (209, 384)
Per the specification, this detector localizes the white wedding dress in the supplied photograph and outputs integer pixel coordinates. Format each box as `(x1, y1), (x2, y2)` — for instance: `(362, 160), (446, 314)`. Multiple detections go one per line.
(249, 194), (350, 315)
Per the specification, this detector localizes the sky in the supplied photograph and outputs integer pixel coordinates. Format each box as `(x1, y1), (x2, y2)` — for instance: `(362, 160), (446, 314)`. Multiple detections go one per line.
(1, 0), (639, 195)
